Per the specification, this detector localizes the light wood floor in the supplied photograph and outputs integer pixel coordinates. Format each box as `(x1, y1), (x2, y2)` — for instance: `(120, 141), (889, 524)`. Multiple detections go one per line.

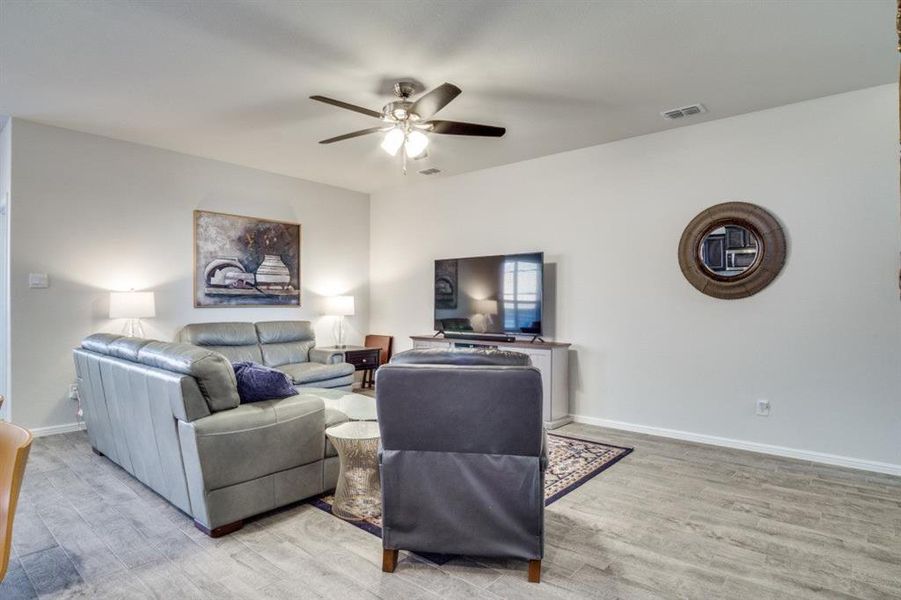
(2, 423), (899, 599)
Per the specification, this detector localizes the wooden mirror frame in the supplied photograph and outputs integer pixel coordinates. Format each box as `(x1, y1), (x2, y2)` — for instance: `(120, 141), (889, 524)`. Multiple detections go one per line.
(678, 202), (787, 299)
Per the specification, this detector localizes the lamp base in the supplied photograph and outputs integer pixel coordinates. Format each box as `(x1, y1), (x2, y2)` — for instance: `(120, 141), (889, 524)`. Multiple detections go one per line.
(122, 319), (145, 338)
(333, 316), (347, 347)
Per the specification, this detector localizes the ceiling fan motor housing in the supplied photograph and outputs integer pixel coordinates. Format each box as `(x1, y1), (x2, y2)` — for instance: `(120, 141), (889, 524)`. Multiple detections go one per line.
(383, 100), (417, 122)
(393, 81), (417, 99)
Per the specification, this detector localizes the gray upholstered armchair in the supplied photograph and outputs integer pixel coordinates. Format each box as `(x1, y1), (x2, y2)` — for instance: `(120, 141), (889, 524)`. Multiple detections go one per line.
(376, 348), (546, 583)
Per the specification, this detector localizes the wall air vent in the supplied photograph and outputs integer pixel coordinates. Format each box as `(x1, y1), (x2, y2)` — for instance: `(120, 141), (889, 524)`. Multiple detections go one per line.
(418, 168), (441, 175)
(661, 103), (707, 120)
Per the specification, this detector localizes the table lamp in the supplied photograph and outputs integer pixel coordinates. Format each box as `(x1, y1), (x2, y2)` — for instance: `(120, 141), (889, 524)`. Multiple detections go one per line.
(324, 295), (354, 347)
(109, 291), (155, 337)
(471, 299), (498, 333)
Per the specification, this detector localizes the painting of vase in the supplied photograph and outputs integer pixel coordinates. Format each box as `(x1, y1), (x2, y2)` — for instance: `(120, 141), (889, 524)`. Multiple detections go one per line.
(194, 210), (301, 307)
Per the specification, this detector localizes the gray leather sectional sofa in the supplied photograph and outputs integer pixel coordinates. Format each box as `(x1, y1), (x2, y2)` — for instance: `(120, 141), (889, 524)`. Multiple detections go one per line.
(73, 321), (355, 536)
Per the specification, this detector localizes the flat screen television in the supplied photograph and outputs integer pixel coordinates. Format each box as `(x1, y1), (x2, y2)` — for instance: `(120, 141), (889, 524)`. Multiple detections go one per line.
(434, 252), (544, 337)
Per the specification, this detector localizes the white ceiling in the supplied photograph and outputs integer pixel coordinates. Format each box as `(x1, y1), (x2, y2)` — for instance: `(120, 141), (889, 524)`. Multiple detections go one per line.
(0, 0), (895, 193)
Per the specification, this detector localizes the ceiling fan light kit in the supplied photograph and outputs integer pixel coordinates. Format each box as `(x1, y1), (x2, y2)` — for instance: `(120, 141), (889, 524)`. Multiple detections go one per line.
(380, 127), (405, 156)
(311, 80), (505, 174)
(404, 130), (429, 158)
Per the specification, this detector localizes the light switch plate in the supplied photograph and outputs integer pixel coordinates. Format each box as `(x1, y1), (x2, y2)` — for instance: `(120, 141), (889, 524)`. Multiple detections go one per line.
(28, 273), (49, 288)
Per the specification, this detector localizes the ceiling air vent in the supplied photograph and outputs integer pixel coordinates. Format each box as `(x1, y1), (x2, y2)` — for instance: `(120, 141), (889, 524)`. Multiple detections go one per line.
(661, 103), (707, 120)
(418, 168), (441, 175)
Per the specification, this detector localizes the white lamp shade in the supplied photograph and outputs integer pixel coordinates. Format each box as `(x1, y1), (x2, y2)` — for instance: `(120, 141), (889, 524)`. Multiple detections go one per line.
(323, 295), (355, 317)
(110, 291), (156, 319)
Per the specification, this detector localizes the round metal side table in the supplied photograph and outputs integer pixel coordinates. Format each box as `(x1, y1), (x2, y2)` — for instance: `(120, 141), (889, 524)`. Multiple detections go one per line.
(325, 421), (381, 520)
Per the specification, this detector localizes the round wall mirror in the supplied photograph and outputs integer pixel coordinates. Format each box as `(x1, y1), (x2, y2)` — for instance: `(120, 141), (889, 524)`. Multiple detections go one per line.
(679, 202), (786, 299)
(698, 225), (760, 278)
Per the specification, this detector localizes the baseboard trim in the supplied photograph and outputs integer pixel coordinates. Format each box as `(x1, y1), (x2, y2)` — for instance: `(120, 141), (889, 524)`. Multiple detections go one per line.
(30, 421), (86, 438)
(571, 415), (901, 477)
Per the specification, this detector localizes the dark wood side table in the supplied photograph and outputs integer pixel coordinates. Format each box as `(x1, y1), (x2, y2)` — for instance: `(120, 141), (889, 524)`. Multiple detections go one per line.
(319, 346), (381, 389)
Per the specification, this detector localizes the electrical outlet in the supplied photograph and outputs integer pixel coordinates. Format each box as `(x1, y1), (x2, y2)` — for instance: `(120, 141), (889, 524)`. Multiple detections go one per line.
(69, 383), (79, 400)
(28, 273), (49, 289)
(756, 399), (770, 416)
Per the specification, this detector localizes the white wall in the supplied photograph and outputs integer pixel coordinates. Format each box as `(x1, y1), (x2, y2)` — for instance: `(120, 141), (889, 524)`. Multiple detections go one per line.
(370, 85), (901, 470)
(9, 119), (370, 432)
(0, 118), (10, 422)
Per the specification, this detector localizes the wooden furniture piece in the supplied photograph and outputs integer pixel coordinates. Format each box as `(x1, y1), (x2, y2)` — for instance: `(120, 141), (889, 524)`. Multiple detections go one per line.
(0, 422), (33, 583)
(318, 346), (382, 389)
(363, 335), (393, 367)
(382, 549), (398, 573)
(411, 335), (572, 429)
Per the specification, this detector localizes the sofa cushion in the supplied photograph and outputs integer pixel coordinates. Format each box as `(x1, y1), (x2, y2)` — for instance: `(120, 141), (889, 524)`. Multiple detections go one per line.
(81, 333), (125, 354)
(232, 362), (298, 403)
(177, 322), (258, 346)
(256, 321), (316, 367)
(276, 361), (355, 385)
(107, 337), (154, 361)
(305, 374), (354, 389)
(176, 322), (264, 363)
(260, 341), (314, 368)
(137, 342), (240, 413)
(255, 321), (315, 344)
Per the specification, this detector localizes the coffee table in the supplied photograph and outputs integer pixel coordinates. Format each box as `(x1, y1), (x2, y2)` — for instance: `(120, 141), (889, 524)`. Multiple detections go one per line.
(325, 421), (381, 520)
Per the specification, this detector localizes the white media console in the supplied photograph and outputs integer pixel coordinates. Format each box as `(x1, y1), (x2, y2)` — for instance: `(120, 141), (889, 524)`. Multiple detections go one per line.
(410, 335), (572, 429)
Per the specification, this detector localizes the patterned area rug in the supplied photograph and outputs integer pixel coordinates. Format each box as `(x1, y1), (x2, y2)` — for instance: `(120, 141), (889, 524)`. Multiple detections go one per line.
(310, 433), (632, 546)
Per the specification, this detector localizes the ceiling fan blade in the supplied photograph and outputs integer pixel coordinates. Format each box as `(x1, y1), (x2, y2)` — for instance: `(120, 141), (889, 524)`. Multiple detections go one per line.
(310, 95), (383, 119)
(427, 120), (506, 137)
(410, 83), (461, 120)
(318, 127), (386, 144)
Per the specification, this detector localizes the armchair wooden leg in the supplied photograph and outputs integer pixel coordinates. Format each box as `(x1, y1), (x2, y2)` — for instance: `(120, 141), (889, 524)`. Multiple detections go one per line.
(382, 548), (398, 573)
(528, 559), (541, 583)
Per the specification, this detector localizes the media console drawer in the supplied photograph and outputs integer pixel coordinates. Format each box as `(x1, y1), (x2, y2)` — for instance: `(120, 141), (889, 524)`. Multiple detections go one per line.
(410, 335), (571, 429)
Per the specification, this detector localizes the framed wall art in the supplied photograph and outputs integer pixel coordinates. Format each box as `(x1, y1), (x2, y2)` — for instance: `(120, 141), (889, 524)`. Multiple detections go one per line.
(194, 210), (301, 307)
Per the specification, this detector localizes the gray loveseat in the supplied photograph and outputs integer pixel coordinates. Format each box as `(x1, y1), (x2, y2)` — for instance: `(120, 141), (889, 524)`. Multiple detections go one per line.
(73, 333), (351, 536)
(176, 321), (355, 390)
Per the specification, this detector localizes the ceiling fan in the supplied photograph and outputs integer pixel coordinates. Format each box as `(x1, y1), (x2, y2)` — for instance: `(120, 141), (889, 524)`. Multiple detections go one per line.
(310, 81), (505, 173)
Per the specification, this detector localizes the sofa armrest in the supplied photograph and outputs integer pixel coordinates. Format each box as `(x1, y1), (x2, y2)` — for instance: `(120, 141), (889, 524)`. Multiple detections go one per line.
(310, 347), (343, 365)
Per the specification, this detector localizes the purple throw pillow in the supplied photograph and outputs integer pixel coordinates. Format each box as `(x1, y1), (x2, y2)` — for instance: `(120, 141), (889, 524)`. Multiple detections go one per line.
(232, 361), (298, 403)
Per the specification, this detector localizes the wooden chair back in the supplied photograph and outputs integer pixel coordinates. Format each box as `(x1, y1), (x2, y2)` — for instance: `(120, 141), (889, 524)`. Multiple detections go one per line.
(0, 422), (32, 583)
(364, 335), (394, 366)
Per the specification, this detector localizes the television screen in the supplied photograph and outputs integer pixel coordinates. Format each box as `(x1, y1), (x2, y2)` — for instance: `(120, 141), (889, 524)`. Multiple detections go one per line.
(434, 252), (543, 336)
